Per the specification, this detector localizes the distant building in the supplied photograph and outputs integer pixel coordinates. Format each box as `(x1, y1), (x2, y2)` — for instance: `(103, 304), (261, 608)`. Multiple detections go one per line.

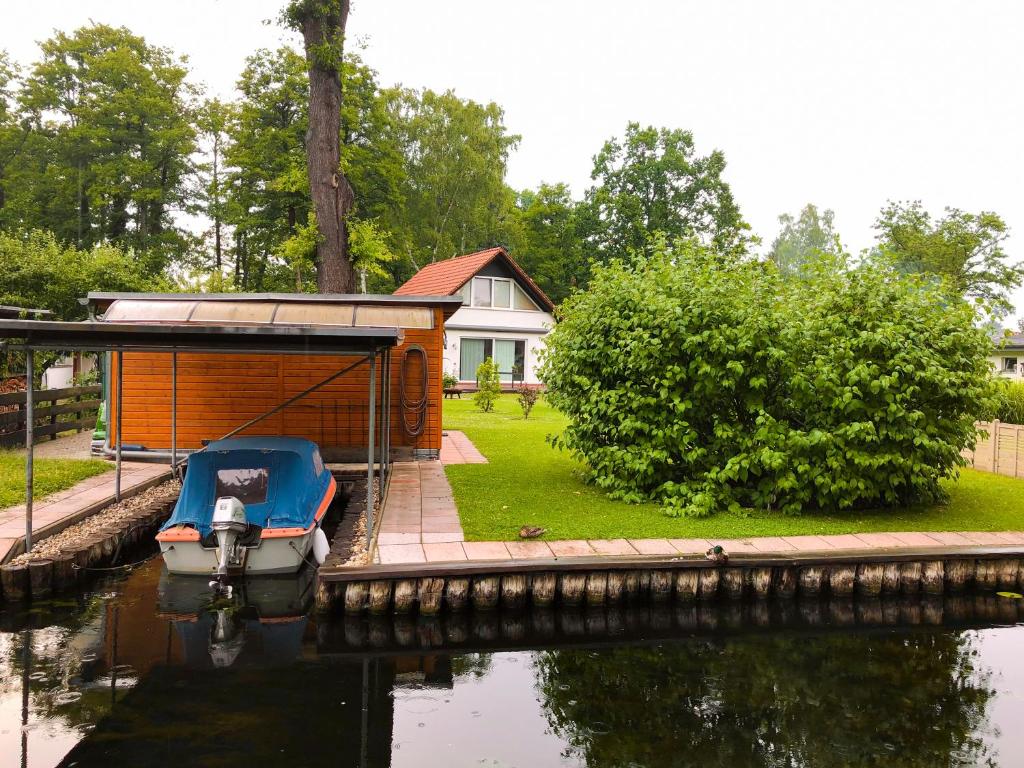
(395, 247), (555, 387)
(991, 333), (1024, 378)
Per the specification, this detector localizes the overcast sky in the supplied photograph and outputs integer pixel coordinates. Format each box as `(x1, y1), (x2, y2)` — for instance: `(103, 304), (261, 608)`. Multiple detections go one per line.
(4, 1), (1023, 314)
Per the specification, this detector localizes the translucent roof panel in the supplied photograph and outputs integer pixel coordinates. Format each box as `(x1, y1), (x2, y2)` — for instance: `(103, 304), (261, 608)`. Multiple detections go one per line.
(274, 303), (354, 327)
(354, 305), (433, 329)
(190, 301), (276, 324)
(104, 300), (197, 323)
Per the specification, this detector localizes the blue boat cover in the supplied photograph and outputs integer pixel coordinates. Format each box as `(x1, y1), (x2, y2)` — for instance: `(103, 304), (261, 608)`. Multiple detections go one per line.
(160, 436), (332, 537)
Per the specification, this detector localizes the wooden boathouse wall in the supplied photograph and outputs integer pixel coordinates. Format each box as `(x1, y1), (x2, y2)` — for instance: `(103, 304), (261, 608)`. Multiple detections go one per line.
(109, 309), (444, 460)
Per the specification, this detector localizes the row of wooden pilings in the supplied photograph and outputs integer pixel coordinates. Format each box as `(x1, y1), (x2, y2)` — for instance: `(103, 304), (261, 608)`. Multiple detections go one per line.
(0, 493), (178, 603)
(324, 556), (1024, 615)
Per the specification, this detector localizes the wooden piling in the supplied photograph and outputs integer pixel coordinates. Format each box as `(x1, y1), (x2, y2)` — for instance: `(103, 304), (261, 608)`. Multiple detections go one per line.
(721, 568), (745, 599)
(417, 578), (445, 616)
(945, 560), (973, 592)
(674, 570), (699, 601)
(856, 563), (884, 596)
(881, 562), (901, 594)
(585, 572), (608, 606)
(1, 564), (29, 602)
(606, 571), (625, 603)
(501, 574), (528, 608)
(649, 571), (672, 602)
(775, 567), (796, 598)
(829, 565), (855, 597)
(344, 582), (368, 614)
(559, 574), (587, 606)
(532, 573), (557, 607)
(899, 561), (922, 593)
(51, 555), (76, 592)
(750, 567), (773, 599)
(921, 561), (944, 595)
(28, 560), (53, 599)
(975, 560), (997, 590)
(799, 566), (825, 597)
(697, 568), (720, 600)
(445, 578), (470, 611)
(393, 580), (417, 613)
(368, 580), (393, 614)
(994, 559), (1020, 588)
(471, 576), (500, 610)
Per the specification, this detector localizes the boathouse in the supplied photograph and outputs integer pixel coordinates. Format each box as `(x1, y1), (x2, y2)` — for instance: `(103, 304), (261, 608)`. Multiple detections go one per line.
(87, 292), (462, 462)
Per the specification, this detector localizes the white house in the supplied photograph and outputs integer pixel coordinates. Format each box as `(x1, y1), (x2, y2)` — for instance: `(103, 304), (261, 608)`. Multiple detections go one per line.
(991, 333), (1024, 379)
(395, 247), (556, 386)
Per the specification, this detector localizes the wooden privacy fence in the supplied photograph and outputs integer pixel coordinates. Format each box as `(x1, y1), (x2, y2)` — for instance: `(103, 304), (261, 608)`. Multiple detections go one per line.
(963, 420), (1024, 478)
(0, 384), (101, 447)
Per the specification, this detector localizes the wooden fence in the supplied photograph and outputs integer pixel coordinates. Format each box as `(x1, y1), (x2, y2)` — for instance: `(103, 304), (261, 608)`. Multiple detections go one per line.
(0, 384), (101, 448)
(962, 420), (1024, 479)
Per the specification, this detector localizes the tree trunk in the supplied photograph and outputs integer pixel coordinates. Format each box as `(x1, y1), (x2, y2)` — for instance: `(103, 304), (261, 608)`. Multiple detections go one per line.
(298, 2), (355, 293)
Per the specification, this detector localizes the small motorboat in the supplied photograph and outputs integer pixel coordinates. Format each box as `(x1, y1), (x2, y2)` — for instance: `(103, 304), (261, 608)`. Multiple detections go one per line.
(157, 436), (335, 581)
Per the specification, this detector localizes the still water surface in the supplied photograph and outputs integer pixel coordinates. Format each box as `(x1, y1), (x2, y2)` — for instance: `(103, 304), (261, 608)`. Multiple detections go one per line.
(0, 558), (1022, 767)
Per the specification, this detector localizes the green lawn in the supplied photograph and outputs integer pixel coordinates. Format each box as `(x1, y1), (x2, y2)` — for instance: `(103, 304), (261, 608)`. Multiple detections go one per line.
(0, 452), (112, 509)
(442, 395), (1024, 541)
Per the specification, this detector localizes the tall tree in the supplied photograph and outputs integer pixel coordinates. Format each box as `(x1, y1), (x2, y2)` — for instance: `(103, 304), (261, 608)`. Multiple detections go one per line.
(11, 24), (196, 273)
(516, 182), (586, 303)
(283, 0), (355, 293)
(195, 98), (234, 274)
(382, 87), (521, 274)
(583, 123), (752, 262)
(874, 200), (1021, 316)
(0, 51), (20, 216)
(768, 203), (844, 277)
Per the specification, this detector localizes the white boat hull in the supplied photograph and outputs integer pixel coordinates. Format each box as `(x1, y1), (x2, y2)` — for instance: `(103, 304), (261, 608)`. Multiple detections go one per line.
(158, 528), (316, 576)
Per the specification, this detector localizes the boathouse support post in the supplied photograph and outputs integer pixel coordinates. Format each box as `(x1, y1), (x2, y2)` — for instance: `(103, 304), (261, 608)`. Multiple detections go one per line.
(170, 351), (177, 474)
(24, 348), (34, 551)
(366, 352), (376, 548)
(115, 350), (123, 501)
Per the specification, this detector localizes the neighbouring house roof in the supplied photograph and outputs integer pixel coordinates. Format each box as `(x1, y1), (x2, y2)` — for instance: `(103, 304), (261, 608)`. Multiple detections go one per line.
(394, 247), (556, 313)
(995, 333), (1024, 352)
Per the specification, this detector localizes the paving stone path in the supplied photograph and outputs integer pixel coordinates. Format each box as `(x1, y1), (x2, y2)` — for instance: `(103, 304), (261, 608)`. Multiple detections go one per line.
(0, 461), (170, 562)
(374, 435), (1024, 566)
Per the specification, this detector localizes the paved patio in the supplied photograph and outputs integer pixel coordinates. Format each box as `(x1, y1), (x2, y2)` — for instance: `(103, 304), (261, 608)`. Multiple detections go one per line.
(0, 461), (170, 562)
(373, 434), (1024, 567)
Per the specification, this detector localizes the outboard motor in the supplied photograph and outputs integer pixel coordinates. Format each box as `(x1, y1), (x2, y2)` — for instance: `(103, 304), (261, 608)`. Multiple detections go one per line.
(209, 496), (247, 594)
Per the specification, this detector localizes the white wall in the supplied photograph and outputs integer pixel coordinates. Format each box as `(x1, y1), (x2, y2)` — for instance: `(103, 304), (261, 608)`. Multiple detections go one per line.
(989, 353), (1024, 379)
(443, 305), (554, 385)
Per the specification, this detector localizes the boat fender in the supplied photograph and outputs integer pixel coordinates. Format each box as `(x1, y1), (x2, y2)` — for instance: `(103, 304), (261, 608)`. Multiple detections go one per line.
(312, 527), (330, 565)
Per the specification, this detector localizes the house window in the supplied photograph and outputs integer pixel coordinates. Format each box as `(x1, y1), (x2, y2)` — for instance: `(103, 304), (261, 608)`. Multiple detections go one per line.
(1003, 357), (1018, 372)
(468, 276), (540, 311)
(460, 337), (526, 383)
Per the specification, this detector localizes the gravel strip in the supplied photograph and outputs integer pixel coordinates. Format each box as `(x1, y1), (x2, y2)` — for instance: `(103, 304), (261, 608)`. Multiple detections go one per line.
(11, 479), (181, 565)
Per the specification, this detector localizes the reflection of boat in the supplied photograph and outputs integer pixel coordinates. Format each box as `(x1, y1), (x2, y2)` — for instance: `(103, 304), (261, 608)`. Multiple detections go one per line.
(156, 437), (335, 577)
(157, 565), (316, 668)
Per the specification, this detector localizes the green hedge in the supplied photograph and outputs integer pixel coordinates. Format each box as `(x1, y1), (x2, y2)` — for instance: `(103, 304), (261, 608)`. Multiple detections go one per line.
(540, 242), (996, 517)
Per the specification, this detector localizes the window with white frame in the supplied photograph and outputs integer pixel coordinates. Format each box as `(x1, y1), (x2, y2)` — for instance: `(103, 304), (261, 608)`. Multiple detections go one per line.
(459, 338), (526, 383)
(1003, 357), (1018, 372)
(462, 276), (539, 311)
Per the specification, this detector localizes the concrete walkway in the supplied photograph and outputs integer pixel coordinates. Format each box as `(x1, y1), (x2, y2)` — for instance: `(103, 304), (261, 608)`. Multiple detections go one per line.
(440, 431), (487, 464)
(0, 461), (170, 562)
(373, 446), (1024, 567)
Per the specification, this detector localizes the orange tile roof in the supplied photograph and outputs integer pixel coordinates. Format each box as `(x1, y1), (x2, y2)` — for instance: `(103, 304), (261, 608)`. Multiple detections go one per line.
(394, 247), (555, 312)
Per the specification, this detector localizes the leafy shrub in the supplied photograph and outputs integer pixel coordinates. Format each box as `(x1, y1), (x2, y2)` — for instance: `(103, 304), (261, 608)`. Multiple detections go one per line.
(516, 386), (540, 419)
(442, 372), (459, 390)
(991, 379), (1024, 424)
(540, 241), (996, 517)
(474, 357), (501, 413)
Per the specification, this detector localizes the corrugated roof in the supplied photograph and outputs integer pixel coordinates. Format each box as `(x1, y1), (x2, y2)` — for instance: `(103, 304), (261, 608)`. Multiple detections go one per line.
(394, 247), (555, 312)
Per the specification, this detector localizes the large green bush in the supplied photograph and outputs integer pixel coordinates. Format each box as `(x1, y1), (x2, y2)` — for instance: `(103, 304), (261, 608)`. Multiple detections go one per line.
(540, 242), (996, 517)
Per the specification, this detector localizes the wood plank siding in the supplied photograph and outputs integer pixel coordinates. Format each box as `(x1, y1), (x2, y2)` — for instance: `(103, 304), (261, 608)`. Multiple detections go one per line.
(109, 310), (444, 457)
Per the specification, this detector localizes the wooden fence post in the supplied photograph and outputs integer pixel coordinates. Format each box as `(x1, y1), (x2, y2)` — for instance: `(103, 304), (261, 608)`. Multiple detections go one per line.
(991, 420), (1000, 474)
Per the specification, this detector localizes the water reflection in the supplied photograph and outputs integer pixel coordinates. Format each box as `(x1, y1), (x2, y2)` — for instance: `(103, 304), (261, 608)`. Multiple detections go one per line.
(0, 559), (1021, 767)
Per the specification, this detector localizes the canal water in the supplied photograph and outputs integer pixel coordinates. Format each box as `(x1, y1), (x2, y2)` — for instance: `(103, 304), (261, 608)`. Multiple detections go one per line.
(1, 557), (1022, 767)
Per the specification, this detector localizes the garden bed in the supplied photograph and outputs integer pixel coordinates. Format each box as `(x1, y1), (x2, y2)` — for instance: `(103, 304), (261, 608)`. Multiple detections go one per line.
(442, 396), (1024, 541)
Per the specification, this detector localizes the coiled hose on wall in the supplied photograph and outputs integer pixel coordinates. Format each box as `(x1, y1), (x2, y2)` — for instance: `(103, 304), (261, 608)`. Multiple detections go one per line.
(400, 345), (428, 437)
